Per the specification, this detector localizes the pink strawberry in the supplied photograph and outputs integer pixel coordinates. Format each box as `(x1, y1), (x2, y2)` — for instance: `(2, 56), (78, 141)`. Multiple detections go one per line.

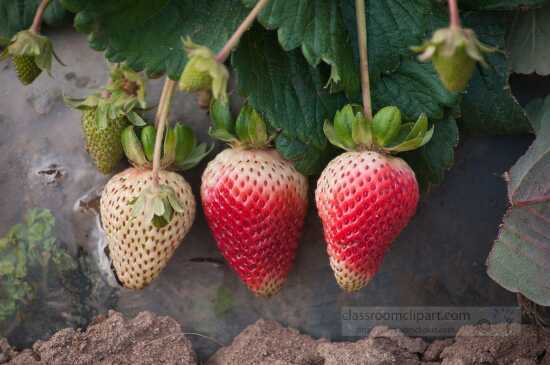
(316, 105), (433, 292)
(201, 102), (308, 297)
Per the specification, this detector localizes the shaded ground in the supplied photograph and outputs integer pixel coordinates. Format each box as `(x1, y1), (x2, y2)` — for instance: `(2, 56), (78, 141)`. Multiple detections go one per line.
(0, 28), (534, 360)
(2, 312), (549, 365)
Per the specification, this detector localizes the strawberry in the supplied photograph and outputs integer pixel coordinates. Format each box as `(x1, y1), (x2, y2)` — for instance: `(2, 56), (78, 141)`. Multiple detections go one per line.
(412, 27), (495, 93)
(81, 109), (128, 174)
(201, 102), (308, 297)
(316, 105), (433, 292)
(1, 30), (61, 86)
(65, 66), (148, 174)
(179, 38), (229, 103)
(12, 55), (42, 85)
(101, 123), (212, 289)
(101, 168), (194, 289)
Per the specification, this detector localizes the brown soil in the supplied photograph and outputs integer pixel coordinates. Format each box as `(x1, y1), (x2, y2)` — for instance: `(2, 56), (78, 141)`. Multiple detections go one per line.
(207, 319), (326, 365)
(2, 313), (549, 365)
(2, 311), (196, 365)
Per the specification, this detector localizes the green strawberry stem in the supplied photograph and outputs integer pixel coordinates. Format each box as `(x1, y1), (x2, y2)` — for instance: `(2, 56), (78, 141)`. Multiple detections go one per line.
(448, 0), (461, 28)
(30, 0), (51, 34)
(355, 0), (372, 120)
(152, 79), (177, 185)
(215, 0), (271, 63)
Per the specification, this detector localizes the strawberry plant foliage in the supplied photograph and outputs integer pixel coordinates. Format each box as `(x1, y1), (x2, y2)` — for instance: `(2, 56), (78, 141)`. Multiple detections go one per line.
(507, 2), (550, 76)
(242, 0), (359, 96)
(459, 0), (546, 10)
(486, 96), (550, 306)
(50, 0), (537, 184)
(460, 12), (532, 135)
(340, 0), (431, 82)
(233, 27), (347, 175)
(60, 0), (248, 79)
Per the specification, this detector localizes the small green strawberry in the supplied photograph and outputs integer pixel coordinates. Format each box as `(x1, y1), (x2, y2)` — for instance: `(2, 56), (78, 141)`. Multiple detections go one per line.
(179, 38), (229, 103)
(412, 27), (495, 92)
(65, 66), (148, 174)
(0, 30), (61, 85)
(12, 55), (42, 85)
(81, 109), (128, 174)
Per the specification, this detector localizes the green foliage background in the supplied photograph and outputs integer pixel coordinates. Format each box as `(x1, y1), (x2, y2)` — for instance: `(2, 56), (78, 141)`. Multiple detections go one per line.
(2, 0), (540, 189)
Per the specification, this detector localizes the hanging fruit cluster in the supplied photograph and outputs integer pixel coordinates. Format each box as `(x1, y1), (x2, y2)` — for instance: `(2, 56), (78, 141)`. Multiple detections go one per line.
(2, 0), (495, 297)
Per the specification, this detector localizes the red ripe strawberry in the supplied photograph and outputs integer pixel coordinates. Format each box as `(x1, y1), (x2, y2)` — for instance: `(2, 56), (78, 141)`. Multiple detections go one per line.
(316, 105), (433, 292)
(201, 102), (308, 297)
(316, 151), (418, 291)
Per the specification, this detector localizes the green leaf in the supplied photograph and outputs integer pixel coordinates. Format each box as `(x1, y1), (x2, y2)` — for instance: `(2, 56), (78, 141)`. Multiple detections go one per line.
(233, 26), (346, 174)
(407, 113), (429, 140)
(127, 111), (146, 127)
(0, 208), (77, 323)
(140, 125), (156, 162)
(459, 0), (546, 10)
(487, 99), (550, 305)
(460, 13), (532, 135)
(402, 116), (459, 191)
(243, 0), (359, 95)
(372, 60), (457, 121)
(235, 105), (268, 147)
(506, 97), (550, 206)
(210, 100), (234, 135)
(121, 125), (148, 166)
(174, 123), (196, 165)
(372, 106), (401, 147)
(0, 0), (69, 38)
(324, 121), (348, 151)
(275, 134), (334, 176)
(341, 0), (431, 81)
(62, 0), (248, 79)
(351, 115), (372, 147)
(506, 3), (550, 75)
(487, 203), (550, 306)
(386, 125), (433, 152)
(176, 142), (213, 170)
(333, 105), (355, 150)
(161, 127), (176, 166)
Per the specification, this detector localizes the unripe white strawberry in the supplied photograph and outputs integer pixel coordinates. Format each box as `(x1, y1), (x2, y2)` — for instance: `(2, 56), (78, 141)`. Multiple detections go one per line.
(100, 123), (212, 289)
(101, 168), (195, 289)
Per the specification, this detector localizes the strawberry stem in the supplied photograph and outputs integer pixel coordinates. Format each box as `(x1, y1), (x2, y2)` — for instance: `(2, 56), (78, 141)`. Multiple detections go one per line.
(30, 0), (51, 34)
(448, 0), (461, 28)
(154, 80), (168, 129)
(215, 0), (271, 63)
(355, 0), (373, 120)
(152, 79), (176, 185)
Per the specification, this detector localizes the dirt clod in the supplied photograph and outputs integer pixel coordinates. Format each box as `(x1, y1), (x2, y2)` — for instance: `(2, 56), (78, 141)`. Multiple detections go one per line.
(4, 315), (550, 364)
(424, 339), (454, 362)
(318, 326), (428, 365)
(440, 323), (550, 365)
(207, 319), (325, 365)
(6, 311), (196, 365)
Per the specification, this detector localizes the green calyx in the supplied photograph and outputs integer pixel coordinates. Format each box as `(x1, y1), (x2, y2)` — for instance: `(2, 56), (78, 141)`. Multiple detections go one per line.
(209, 99), (275, 149)
(412, 27), (496, 93)
(129, 184), (184, 228)
(0, 30), (62, 83)
(121, 123), (213, 170)
(179, 38), (229, 103)
(64, 65), (148, 129)
(324, 104), (433, 154)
